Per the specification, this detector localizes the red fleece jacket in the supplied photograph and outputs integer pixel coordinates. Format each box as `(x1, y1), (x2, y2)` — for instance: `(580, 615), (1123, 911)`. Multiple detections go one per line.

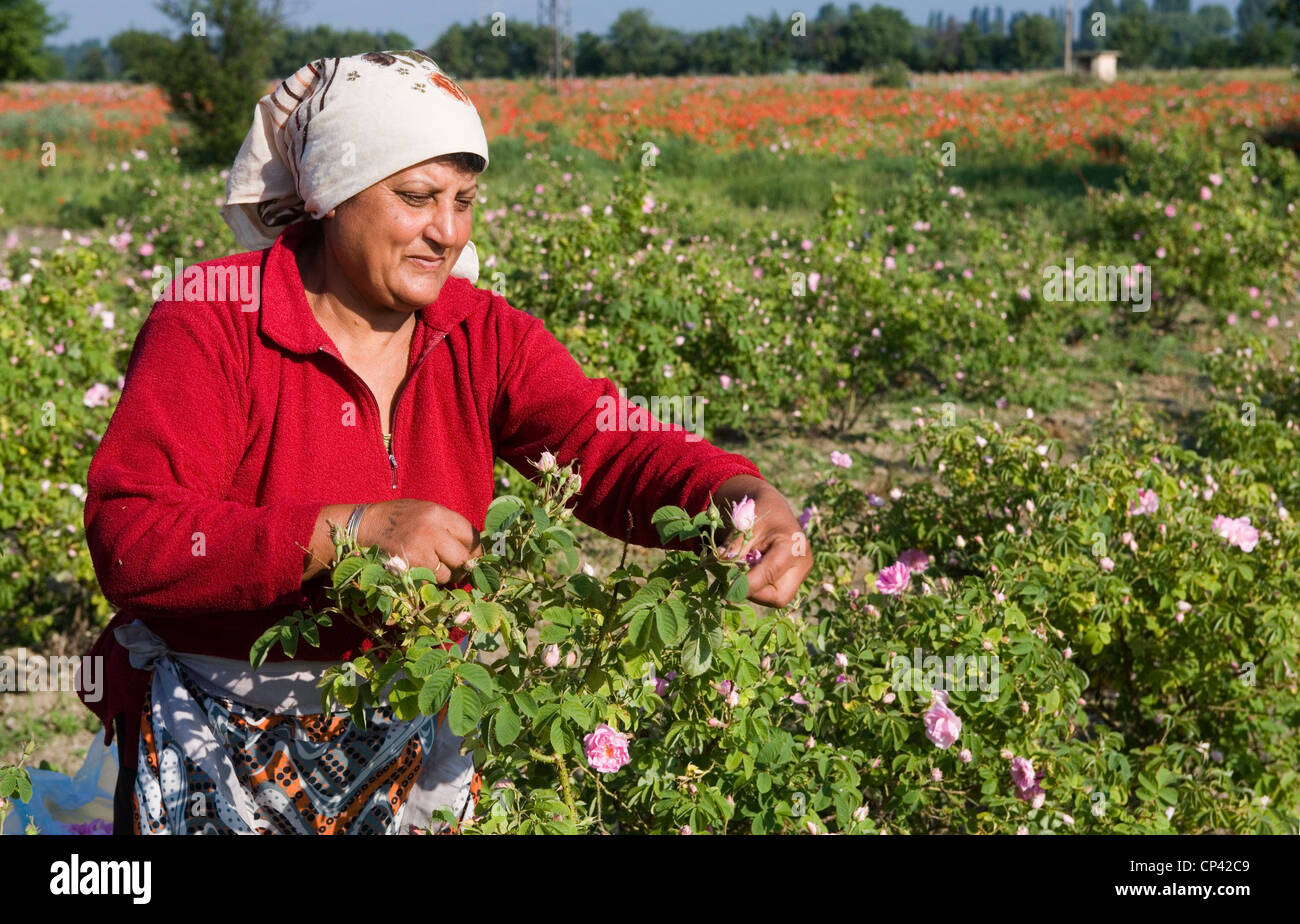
(80, 221), (763, 771)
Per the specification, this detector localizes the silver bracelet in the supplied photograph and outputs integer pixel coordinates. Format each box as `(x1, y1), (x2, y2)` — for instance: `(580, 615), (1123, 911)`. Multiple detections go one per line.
(345, 503), (370, 546)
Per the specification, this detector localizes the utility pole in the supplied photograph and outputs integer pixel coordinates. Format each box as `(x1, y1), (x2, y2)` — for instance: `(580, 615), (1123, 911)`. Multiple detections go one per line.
(537, 0), (575, 89)
(1064, 0), (1073, 74)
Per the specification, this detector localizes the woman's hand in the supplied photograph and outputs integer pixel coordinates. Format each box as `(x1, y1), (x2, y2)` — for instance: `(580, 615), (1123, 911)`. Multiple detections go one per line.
(711, 475), (812, 609)
(359, 499), (484, 585)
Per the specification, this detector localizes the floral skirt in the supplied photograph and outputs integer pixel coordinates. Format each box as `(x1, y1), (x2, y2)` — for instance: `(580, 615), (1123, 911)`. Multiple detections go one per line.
(131, 663), (480, 835)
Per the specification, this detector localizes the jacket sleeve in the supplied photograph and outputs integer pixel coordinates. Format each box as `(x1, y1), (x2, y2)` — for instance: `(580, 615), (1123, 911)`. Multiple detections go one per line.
(83, 302), (322, 614)
(489, 313), (764, 550)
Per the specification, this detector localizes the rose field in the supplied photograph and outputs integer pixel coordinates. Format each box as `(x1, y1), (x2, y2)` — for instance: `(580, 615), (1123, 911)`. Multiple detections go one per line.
(1, 70), (1299, 835)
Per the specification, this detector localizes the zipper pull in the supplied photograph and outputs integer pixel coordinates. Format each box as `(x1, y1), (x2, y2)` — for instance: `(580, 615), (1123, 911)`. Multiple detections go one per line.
(388, 446), (398, 490)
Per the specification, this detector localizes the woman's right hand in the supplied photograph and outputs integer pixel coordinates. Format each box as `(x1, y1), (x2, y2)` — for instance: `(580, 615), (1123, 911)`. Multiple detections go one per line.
(358, 499), (484, 585)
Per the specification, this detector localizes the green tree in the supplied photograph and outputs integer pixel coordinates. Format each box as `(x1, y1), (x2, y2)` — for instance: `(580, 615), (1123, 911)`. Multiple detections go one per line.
(1238, 0), (1275, 30)
(1195, 4), (1233, 36)
(834, 4), (914, 71)
(1235, 20), (1299, 63)
(1112, 0), (1166, 67)
(1006, 12), (1060, 68)
(574, 30), (610, 75)
(155, 0), (285, 165)
(107, 29), (174, 83)
(0, 0), (67, 80)
(73, 44), (109, 80)
(1268, 0), (1300, 27)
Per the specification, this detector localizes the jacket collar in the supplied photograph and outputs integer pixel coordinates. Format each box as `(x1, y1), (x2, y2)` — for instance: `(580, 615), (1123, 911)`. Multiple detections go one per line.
(259, 221), (483, 357)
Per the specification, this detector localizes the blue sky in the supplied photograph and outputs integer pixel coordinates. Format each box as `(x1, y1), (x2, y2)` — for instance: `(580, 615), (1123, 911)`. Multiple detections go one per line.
(47, 0), (1245, 45)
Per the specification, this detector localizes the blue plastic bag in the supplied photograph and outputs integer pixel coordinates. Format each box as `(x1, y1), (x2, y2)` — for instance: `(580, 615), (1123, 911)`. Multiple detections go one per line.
(2, 734), (117, 836)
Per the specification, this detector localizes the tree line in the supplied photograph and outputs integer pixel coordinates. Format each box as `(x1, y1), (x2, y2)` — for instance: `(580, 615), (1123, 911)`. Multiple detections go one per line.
(14, 0), (1299, 85)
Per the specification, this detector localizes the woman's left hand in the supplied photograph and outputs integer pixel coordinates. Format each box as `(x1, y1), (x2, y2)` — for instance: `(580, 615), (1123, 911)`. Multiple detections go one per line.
(711, 475), (812, 609)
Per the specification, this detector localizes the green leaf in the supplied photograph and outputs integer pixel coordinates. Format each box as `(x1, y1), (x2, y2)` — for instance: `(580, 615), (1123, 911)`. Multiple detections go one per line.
(681, 628), (714, 676)
(418, 668), (455, 716)
(538, 623), (570, 644)
(484, 495), (525, 534)
(494, 702), (521, 746)
(628, 606), (655, 648)
(447, 685), (483, 736)
(410, 647), (449, 678)
(471, 562), (502, 594)
(406, 567), (438, 585)
(472, 599), (504, 633)
(358, 563), (386, 590)
(513, 691), (539, 718)
(1040, 688), (1061, 714)
(655, 604), (683, 647)
(457, 661), (495, 694)
(560, 696), (591, 728)
(388, 679), (421, 721)
(726, 571), (750, 603)
(550, 719), (576, 755)
(249, 625), (280, 669)
(331, 556), (366, 589)
(651, 505), (695, 542)
(279, 622), (298, 659)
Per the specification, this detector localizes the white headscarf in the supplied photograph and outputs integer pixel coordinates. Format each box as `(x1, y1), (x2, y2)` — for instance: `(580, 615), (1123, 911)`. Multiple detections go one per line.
(220, 50), (490, 284)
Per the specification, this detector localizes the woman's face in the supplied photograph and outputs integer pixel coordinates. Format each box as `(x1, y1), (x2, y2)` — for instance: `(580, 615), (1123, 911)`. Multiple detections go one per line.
(322, 156), (478, 312)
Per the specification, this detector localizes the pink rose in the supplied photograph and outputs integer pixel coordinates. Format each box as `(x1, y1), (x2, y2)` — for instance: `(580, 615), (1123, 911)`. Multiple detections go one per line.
(959, 748), (972, 764)
(899, 548), (930, 573)
(541, 644), (561, 668)
(1212, 514), (1258, 553)
(82, 383), (111, 408)
(876, 561), (911, 595)
(1010, 757), (1036, 792)
(730, 496), (756, 532)
(1128, 489), (1158, 516)
(924, 693), (962, 749)
(583, 723), (631, 773)
(1099, 556), (1114, 572)
(829, 451), (852, 469)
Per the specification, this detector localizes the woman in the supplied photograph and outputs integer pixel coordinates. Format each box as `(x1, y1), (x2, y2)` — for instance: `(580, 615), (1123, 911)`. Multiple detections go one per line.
(79, 50), (811, 835)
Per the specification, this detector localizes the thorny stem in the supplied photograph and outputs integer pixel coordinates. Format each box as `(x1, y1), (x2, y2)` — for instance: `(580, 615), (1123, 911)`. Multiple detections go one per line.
(529, 747), (577, 821)
(582, 513), (634, 687)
